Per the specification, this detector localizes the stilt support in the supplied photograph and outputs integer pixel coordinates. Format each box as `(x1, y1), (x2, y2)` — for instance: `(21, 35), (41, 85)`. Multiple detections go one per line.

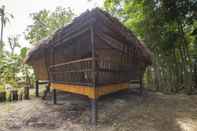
(35, 80), (39, 97)
(91, 99), (97, 125)
(139, 78), (144, 96)
(53, 89), (57, 104)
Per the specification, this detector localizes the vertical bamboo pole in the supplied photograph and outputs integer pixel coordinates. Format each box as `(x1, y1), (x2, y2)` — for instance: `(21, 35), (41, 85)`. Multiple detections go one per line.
(139, 76), (144, 96)
(90, 25), (97, 125)
(35, 80), (39, 97)
(53, 89), (57, 104)
(52, 46), (57, 104)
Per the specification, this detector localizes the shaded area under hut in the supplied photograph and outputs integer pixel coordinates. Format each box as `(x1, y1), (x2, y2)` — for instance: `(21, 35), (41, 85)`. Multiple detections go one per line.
(24, 8), (152, 124)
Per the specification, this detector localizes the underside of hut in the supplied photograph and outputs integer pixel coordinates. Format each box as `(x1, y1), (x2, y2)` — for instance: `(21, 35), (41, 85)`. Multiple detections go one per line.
(24, 8), (152, 124)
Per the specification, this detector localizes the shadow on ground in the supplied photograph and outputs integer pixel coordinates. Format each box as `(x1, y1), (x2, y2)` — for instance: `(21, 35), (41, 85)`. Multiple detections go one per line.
(0, 88), (197, 131)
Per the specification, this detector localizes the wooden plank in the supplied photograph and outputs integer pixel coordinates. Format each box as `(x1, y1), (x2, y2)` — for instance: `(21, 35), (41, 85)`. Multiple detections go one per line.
(97, 83), (128, 97)
(51, 82), (128, 99)
(51, 83), (96, 99)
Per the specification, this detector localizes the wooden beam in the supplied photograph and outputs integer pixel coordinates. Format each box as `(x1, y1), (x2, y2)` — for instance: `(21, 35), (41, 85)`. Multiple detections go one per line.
(49, 57), (93, 69)
(51, 82), (128, 99)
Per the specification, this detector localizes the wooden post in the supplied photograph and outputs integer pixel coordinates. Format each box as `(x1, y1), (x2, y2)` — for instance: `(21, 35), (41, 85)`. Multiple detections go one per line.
(8, 92), (12, 101)
(24, 86), (30, 99)
(0, 91), (6, 102)
(35, 80), (39, 97)
(139, 77), (144, 96)
(12, 90), (18, 101)
(194, 60), (197, 88)
(42, 84), (50, 100)
(91, 99), (97, 125)
(19, 93), (23, 100)
(53, 89), (57, 104)
(90, 25), (97, 125)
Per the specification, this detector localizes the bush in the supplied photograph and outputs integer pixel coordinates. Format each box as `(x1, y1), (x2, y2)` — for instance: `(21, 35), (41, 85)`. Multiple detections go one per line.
(0, 85), (5, 92)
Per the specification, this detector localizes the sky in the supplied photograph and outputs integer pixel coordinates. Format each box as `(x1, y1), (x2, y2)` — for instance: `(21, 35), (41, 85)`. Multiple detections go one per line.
(0, 0), (103, 52)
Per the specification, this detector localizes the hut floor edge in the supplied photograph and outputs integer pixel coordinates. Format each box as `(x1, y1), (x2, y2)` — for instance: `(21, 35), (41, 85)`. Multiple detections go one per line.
(51, 83), (129, 99)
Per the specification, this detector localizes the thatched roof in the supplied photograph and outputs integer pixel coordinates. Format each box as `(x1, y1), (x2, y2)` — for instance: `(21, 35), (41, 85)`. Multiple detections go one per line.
(23, 37), (50, 64)
(24, 8), (152, 65)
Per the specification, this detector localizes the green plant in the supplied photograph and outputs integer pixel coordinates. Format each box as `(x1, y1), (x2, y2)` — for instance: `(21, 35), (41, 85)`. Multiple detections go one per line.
(0, 84), (5, 92)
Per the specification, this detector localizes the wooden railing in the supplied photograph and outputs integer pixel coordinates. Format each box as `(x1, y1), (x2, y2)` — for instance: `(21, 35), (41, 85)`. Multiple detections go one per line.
(49, 58), (93, 86)
(49, 57), (132, 86)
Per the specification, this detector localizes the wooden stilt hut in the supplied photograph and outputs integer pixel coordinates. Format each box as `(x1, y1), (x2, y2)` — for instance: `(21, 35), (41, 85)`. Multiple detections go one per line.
(24, 8), (152, 124)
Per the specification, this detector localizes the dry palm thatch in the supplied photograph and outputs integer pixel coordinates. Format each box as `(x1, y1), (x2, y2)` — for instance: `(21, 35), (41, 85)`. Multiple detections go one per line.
(24, 8), (152, 81)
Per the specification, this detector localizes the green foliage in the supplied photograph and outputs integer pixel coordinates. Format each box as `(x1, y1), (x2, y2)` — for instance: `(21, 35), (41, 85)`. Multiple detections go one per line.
(0, 5), (14, 51)
(8, 35), (21, 55)
(104, 0), (145, 38)
(0, 85), (5, 92)
(104, 0), (197, 93)
(0, 42), (34, 90)
(25, 6), (75, 44)
(0, 6), (75, 93)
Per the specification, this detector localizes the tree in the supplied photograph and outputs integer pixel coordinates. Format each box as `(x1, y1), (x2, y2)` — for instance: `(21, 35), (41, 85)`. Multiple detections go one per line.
(25, 6), (75, 44)
(8, 35), (21, 55)
(104, 0), (197, 93)
(0, 5), (5, 44)
(0, 5), (14, 52)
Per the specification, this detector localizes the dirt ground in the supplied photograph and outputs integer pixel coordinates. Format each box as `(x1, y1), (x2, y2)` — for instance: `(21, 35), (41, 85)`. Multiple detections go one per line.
(0, 88), (197, 131)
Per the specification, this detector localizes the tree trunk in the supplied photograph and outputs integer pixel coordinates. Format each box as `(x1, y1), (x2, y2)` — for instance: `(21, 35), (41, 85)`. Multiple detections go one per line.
(0, 6), (5, 51)
(24, 86), (30, 99)
(0, 91), (6, 102)
(153, 54), (160, 91)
